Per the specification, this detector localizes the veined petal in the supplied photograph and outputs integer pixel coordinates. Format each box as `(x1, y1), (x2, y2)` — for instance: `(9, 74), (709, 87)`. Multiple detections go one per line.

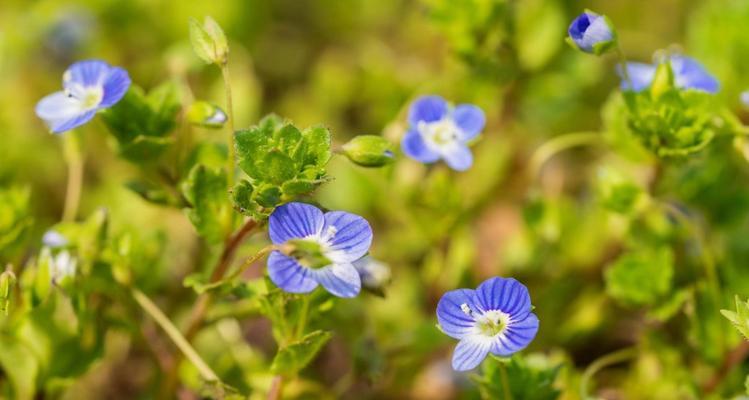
(267, 251), (318, 293)
(35, 91), (95, 134)
(100, 66), (131, 107)
(451, 104), (485, 141)
(452, 335), (492, 371)
(474, 277), (532, 321)
(580, 15), (613, 51)
(322, 211), (372, 263)
(408, 95), (449, 126)
(437, 289), (480, 339)
(63, 60), (111, 89)
(670, 55), (719, 93)
(492, 313), (539, 356)
(617, 62), (656, 92)
(269, 202), (325, 244)
(441, 144), (473, 171)
(311, 263), (361, 298)
(401, 130), (440, 163)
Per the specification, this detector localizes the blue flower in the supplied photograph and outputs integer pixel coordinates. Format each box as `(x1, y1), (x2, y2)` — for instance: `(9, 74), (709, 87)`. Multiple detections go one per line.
(267, 202), (373, 298)
(618, 55), (719, 93)
(567, 11), (616, 55)
(401, 95), (485, 171)
(437, 277), (539, 371)
(741, 91), (749, 108)
(35, 60), (131, 134)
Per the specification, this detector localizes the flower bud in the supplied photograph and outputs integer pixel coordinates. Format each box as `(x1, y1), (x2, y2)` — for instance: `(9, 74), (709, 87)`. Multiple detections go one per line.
(353, 256), (391, 296)
(0, 267), (16, 316)
(341, 135), (394, 168)
(567, 10), (617, 55)
(189, 16), (229, 65)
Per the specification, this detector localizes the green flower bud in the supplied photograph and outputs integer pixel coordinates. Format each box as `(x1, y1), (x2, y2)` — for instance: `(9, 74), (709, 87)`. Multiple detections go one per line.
(0, 267), (16, 316)
(341, 135), (394, 167)
(189, 16), (229, 65)
(187, 101), (227, 129)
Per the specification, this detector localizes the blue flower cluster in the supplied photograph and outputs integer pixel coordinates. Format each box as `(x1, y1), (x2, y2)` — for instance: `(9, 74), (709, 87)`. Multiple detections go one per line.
(618, 55), (719, 93)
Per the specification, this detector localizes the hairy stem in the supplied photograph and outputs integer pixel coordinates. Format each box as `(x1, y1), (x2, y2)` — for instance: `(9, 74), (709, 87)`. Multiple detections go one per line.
(131, 288), (219, 383)
(62, 132), (84, 222)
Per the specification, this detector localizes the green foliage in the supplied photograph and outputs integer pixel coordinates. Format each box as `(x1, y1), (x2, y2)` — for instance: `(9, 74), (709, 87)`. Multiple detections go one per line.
(605, 246), (674, 306)
(189, 16), (229, 65)
(595, 167), (644, 215)
(0, 186), (32, 259)
(341, 135), (394, 167)
(474, 356), (561, 400)
(100, 82), (180, 163)
(270, 330), (332, 376)
(181, 164), (231, 244)
(721, 295), (749, 341)
(233, 115), (332, 216)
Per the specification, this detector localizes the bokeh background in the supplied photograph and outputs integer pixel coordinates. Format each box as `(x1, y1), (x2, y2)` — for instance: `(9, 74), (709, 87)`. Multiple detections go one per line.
(3, 0), (749, 398)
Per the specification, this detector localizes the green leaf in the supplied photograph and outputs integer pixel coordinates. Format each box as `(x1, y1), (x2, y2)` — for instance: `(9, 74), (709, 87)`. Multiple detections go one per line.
(604, 246), (674, 306)
(0, 335), (39, 400)
(0, 186), (33, 258)
(189, 16), (228, 65)
(301, 126), (332, 169)
(254, 184), (282, 208)
(281, 179), (316, 197)
(341, 135), (395, 167)
(181, 165), (230, 244)
(721, 295), (749, 340)
(270, 330), (332, 376)
(474, 356), (561, 400)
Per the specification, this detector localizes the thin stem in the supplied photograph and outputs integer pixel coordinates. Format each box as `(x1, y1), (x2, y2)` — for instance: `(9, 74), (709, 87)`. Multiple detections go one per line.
(295, 295), (311, 340)
(62, 132), (84, 222)
(703, 341), (749, 394)
(221, 62), (236, 188)
(580, 347), (637, 399)
(131, 288), (219, 383)
(227, 244), (275, 281)
(528, 131), (602, 179)
(498, 362), (513, 400)
(267, 375), (283, 400)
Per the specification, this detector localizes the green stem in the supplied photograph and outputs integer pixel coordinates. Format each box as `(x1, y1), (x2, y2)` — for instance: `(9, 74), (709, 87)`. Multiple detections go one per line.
(226, 244), (275, 281)
(131, 288), (219, 383)
(295, 295), (311, 340)
(62, 132), (84, 222)
(498, 362), (513, 400)
(221, 62), (236, 188)
(580, 347), (637, 399)
(528, 131), (602, 179)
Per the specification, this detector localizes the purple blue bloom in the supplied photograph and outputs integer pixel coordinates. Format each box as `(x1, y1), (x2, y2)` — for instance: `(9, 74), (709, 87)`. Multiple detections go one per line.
(401, 95), (485, 171)
(35, 60), (131, 134)
(567, 11), (616, 55)
(267, 202), (373, 298)
(437, 277), (539, 371)
(618, 55), (719, 93)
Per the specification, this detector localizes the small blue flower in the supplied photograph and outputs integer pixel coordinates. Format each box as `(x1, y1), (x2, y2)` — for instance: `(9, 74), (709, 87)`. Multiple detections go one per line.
(401, 95), (485, 171)
(35, 60), (131, 134)
(567, 11), (616, 55)
(267, 202), (373, 298)
(437, 277), (539, 371)
(618, 55), (719, 93)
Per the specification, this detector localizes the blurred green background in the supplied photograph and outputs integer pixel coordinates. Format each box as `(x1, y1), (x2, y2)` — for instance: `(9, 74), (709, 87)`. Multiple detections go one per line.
(3, 0), (749, 398)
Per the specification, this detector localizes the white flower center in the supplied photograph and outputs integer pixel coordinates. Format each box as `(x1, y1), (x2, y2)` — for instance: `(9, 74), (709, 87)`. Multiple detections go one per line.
(418, 118), (461, 150)
(475, 309), (510, 337)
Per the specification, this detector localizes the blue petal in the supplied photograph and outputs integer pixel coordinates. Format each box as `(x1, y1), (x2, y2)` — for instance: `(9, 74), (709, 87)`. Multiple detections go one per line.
(267, 251), (318, 293)
(437, 289), (480, 340)
(408, 95), (449, 126)
(401, 129), (440, 163)
(99, 66), (131, 107)
(269, 202), (324, 244)
(670, 56), (719, 93)
(451, 104), (485, 141)
(35, 91), (95, 134)
(442, 144), (473, 171)
(311, 263), (361, 298)
(568, 12), (612, 53)
(63, 60), (112, 88)
(474, 277), (532, 321)
(492, 313), (539, 356)
(451, 336), (492, 371)
(322, 211), (372, 263)
(567, 13), (591, 41)
(617, 62), (656, 92)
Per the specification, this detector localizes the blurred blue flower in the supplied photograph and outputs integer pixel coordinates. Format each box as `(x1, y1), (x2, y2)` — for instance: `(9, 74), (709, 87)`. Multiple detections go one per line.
(401, 95), (485, 171)
(42, 230), (68, 248)
(437, 277), (539, 371)
(567, 11), (616, 55)
(268, 202), (373, 298)
(35, 60), (131, 134)
(741, 91), (749, 108)
(618, 55), (719, 93)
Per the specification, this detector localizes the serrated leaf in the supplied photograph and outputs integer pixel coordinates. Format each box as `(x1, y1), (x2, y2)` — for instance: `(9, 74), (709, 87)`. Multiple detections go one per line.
(270, 330), (332, 376)
(604, 246), (673, 306)
(301, 126), (332, 168)
(182, 165), (230, 244)
(281, 179), (316, 196)
(260, 151), (297, 184)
